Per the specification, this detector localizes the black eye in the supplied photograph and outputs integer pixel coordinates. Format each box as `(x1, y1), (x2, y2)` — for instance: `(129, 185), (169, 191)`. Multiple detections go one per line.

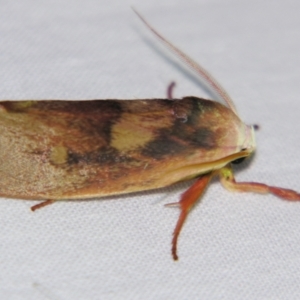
(232, 157), (246, 164)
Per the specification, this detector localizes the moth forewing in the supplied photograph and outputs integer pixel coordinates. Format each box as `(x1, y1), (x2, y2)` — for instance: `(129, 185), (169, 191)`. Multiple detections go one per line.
(0, 97), (251, 199)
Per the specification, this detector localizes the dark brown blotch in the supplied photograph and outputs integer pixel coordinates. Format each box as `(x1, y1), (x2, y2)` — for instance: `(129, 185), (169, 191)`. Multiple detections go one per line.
(141, 135), (187, 159)
(187, 127), (216, 149)
(141, 98), (217, 159)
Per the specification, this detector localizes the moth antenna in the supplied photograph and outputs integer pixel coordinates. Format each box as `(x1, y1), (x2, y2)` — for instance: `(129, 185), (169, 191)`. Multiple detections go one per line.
(132, 8), (238, 115)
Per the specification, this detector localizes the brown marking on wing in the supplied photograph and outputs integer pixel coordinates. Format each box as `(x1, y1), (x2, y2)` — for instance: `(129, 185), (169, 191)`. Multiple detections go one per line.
(141, 97), (219, 159)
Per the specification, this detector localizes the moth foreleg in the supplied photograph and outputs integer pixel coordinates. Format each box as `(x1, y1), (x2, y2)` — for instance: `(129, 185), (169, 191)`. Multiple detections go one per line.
(219, 165), (300, 201)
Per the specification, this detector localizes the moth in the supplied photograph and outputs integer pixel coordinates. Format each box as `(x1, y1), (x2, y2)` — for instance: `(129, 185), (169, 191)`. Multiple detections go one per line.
(1, 10), (299, 260)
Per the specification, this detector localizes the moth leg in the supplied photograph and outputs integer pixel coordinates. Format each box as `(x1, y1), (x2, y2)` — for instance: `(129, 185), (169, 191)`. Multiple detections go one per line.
(167, 81), (176, 99)
(166, 172), (213, 260)
(219, 165), (300, 201)
(31, 200), (55, 211)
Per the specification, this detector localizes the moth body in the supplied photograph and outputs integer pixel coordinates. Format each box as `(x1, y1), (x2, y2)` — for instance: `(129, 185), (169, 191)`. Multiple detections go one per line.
(0, 97), (253, 200)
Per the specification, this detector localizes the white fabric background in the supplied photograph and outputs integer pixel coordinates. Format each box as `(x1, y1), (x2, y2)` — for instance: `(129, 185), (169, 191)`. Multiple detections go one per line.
(1, 0), (300, 299)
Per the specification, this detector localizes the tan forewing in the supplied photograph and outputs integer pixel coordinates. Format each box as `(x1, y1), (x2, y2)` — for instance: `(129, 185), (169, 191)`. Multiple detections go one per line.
(0, 98), (245, 199)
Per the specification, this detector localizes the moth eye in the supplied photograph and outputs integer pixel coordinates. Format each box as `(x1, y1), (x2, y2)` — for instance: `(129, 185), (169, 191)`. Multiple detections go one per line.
(231, 157), (246, 164)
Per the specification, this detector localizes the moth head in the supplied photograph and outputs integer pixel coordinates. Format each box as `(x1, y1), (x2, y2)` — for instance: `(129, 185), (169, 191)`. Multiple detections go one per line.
(232, 124), (256, 164)
(242, 124), (256, 153)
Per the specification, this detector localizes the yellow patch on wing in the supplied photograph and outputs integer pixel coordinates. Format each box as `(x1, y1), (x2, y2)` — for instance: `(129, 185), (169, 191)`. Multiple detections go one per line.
(10, 101), (36, 111)
(111, 111), (173, 151)
(50, 145), (68, 165)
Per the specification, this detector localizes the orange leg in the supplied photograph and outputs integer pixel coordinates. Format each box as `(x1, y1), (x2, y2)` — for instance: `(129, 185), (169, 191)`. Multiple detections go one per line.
(219, 165), (300, 201)
(166, 172), (214, 260)
(31, 200), (55, 211)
